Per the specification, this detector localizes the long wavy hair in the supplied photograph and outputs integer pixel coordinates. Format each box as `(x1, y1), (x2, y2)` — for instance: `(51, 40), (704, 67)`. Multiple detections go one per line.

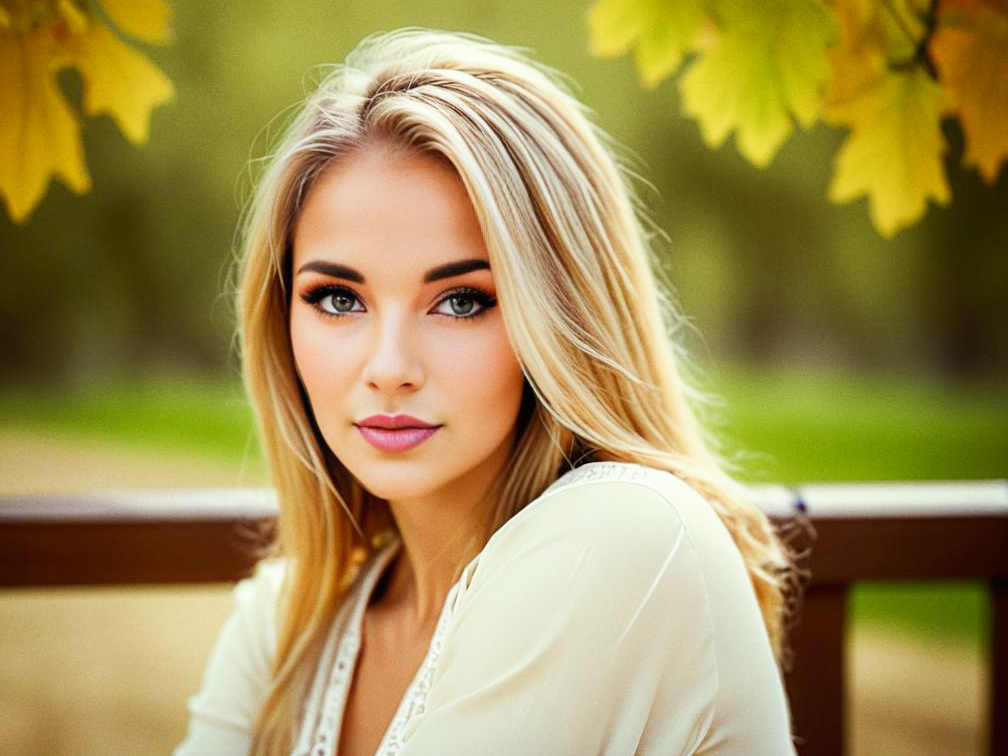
(237, 28), (795, 755)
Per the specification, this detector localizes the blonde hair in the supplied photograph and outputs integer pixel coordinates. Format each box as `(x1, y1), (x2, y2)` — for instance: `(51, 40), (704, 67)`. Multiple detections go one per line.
(237, 28), (794, 755)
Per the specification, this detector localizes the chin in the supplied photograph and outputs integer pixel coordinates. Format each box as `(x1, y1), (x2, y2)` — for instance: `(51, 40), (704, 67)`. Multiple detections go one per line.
(342, 458), (449, 502)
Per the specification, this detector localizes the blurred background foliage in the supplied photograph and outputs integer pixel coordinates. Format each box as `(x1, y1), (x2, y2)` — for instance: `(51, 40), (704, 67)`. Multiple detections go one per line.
(2, 0), (1006, 385)
(1, 0), (1006, 646)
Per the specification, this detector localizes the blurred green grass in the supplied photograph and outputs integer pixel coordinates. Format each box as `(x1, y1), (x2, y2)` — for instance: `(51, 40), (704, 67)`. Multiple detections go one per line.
(0, 375), (261, 463)
(1, 367), (1004, 649)
(707, 365), (1008, 483)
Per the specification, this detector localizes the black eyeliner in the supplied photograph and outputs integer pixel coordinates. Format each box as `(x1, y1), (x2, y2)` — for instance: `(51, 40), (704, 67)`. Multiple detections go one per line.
(300, 283), (356, 304)
(435, 286), (498, 320)
(300, 283), (363, 317)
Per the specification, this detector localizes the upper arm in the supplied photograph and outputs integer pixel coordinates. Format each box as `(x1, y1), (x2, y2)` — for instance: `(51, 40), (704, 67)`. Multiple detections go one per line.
(398, 480), (718, 756)
(172, 560), (283, 756)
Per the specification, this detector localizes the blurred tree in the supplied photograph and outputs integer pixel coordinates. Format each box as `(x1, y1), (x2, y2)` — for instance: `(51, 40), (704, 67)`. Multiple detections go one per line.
(587, 0), (1008, 238)
(920, 122), (1008, 376)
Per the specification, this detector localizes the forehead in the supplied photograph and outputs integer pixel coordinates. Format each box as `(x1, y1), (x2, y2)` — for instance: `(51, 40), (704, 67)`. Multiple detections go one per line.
(290, 147), (490, 274)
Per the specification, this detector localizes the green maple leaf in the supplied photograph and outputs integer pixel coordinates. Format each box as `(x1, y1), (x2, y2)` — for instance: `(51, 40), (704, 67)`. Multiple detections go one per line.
(587, 0), (707, 87)
(678, 0), (835, 166)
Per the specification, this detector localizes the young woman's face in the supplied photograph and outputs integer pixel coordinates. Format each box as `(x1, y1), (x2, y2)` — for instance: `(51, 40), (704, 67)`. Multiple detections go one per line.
(289, 146), (526, 507)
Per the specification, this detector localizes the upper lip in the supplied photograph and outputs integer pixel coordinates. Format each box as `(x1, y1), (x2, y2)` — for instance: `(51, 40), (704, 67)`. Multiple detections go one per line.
(355, 414), (439, 429)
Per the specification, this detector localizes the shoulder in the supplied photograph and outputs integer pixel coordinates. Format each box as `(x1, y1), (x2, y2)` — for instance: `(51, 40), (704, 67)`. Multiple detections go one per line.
(461, 461), (750, 636)
(438, 464), (793, 755)
(233, 557), (287, 626)
(490, 461), (731, 561)
(446, 462), (727, 710)
(464, 462), (735, 610)
(173, 558), (288, 755)
(544, 460), (719, 515)
(236, 557), (287, 604)
(222, 557), (287, 672)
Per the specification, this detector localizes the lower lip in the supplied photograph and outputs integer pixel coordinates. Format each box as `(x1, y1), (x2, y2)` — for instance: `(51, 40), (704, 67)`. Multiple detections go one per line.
(355, 425), (440, 452)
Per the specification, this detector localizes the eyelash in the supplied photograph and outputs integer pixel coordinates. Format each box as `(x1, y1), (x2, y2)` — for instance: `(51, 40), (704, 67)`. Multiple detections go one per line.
(299, 284), (497, 321)
(300, 284), (363, 317)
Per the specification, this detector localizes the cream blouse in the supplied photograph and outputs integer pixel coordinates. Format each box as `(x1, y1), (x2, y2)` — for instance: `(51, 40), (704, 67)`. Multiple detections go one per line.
(174, 462), (796, 756)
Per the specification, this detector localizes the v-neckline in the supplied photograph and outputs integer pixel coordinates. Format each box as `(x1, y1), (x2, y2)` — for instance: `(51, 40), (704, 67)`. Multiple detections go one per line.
(340, 540), (411, 755)
(292, 463), (624, 756)
(294, 539), (463, 756)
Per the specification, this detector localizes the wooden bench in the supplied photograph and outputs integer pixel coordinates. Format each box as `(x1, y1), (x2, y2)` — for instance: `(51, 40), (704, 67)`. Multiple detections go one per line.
(1, 481), (1005, 755)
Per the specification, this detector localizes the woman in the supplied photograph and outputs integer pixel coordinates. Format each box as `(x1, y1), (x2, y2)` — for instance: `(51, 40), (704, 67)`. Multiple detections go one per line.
(176, 28), (796, 756)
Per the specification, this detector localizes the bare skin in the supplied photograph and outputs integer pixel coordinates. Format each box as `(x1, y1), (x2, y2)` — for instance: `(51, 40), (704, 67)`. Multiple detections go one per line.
(289, 144), (526, 755)
(337, 555), (441, 756)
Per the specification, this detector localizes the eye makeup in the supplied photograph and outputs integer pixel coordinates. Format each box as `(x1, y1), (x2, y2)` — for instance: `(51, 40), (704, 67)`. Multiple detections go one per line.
(298, 283), (498, 320)
(430, 286), (498, 320)
(300, 284), (363, 316)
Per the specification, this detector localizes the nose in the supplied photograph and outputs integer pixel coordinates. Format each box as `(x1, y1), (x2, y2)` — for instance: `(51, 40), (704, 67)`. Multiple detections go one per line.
(361, 310), (424, 395)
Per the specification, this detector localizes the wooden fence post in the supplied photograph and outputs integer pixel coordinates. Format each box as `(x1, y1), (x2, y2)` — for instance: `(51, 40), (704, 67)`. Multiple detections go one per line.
(992, 577), (1007, 756)
(786, 584), (848, 756)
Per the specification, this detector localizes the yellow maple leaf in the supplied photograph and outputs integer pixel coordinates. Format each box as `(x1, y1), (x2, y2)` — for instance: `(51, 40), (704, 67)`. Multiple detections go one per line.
(931, 0), (1008, 183)
(66, 20), (174, 144)
(0, 26), (91, 223)
(587, 0), (707, 87)
(678, 0), (835, 167)
(825, 68), (950, 237)
(97, 0), (173, 45)
(824, 0), (888, 105)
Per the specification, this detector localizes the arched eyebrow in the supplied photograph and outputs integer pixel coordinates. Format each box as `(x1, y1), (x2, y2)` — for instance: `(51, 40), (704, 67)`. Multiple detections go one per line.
(295, 258), (489, 283)
(296, 261), (364, 282)
(423, 259), (489, 282)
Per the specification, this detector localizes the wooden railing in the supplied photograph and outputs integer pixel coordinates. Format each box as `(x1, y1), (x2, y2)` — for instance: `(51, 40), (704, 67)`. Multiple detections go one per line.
(1, 481), (1006, 756)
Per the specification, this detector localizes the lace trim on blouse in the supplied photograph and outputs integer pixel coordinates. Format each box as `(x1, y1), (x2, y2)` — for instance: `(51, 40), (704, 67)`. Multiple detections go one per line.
(289, 461), (649, 756)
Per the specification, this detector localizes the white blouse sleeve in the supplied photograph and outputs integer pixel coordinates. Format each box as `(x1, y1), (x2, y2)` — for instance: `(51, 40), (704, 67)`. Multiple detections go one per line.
(172, 559), (284, 756)
(397, 474), (795, 756)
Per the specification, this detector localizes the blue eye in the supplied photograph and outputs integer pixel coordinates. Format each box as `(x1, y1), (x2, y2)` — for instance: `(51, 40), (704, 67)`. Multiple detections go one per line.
(301, 285), (365, 316)
(432, 288), (497, 319)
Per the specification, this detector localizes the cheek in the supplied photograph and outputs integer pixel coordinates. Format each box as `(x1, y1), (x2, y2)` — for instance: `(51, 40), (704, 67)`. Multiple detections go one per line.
(289, 312), (353, 406)
(445, 324), (525, 421)
(289, 312), (318, 387)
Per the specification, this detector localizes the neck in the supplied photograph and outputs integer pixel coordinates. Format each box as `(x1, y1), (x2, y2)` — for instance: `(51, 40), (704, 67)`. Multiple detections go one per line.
(383, 492), (487, 626)
(370, 429), (516, 628)
(376, 454), (507, 629)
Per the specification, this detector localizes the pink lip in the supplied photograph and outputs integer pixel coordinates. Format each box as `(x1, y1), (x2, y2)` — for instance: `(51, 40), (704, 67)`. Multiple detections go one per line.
(354, 415), (441, 452)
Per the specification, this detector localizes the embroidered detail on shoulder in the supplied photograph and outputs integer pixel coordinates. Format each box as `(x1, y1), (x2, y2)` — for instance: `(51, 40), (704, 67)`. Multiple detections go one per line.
(548, 461), (652, 492)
